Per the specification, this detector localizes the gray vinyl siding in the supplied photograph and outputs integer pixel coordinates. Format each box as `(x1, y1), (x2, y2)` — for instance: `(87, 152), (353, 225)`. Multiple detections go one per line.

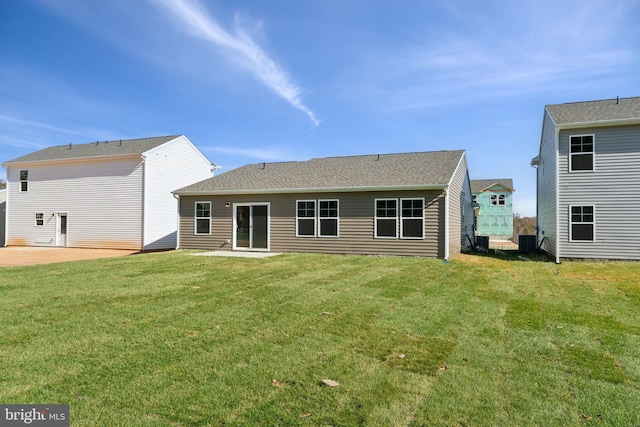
(6, 158), (144, 249)
(179, 190), (446, 257)
(447, 154), (474, 258)
(557, 124), (640, 259)
(536, 110), (558, 258)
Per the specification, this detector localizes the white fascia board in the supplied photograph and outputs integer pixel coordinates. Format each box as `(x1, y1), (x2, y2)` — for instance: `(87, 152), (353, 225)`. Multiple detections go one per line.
(173, 184), (447, 196)
(555, 117), (640, 130)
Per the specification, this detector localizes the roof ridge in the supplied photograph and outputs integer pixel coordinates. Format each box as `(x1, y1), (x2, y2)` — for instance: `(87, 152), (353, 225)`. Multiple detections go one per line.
(547, 96), (640, 107)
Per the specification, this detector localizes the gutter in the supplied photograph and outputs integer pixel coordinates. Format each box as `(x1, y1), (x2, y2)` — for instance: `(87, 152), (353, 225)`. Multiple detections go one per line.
(173, 183), (448, 197)
(2, 153), (145, 168)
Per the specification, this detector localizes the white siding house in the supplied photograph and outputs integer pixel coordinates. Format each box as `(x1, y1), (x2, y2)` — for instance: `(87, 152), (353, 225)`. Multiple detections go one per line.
(532, 96), (640, 261)
(2, 135), (215, 250)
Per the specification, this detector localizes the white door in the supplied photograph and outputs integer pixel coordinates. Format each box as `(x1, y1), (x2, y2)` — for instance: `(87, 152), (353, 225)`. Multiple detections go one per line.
(57, 213), (68, 247)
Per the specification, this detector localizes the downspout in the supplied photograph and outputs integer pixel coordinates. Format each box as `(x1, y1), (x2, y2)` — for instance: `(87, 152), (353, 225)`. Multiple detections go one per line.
(444, 186), (450, 261)
(139, 156), (146, 251)
(173, 193), (180, 249)
(554, 127), (561, 264)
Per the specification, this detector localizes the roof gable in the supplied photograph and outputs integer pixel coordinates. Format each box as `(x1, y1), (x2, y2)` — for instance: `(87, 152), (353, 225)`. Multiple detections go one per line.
(470, 179), (514, 193)
(546, 96), (640, 126)
(3, 135), (180, 165)
(176, 150), (466, 194)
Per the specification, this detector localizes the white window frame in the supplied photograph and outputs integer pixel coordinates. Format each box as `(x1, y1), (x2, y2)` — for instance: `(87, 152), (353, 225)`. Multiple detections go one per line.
(318, 199), (339, 237)
(35, 213), (44, 226)
(490, 194), (506, 206)
(569, 205), (595, 242)
(296, 200), (316, 237)
(194, 201), (212, 235)
(400, 198), (425, 239)
(20, 170), (28, 192)
(374, 198), (398, 239)
(569, 134), (595, 172)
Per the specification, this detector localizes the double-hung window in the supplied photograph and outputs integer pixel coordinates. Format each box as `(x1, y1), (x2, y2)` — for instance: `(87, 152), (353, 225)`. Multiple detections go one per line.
(375, 199), (397, 238)
(295, 199), (339, 237)
(570, 206), (594, 241)
(296, 200), (316, 237)
(35, 213), (44, 226)
(20, 170), (28, 192)
(490, 194), (506, 206)
(319, 200), (339, 237)
(194, 202), (211, 235)
(570, 135), (594, 171)
(401, 198), (424, 239)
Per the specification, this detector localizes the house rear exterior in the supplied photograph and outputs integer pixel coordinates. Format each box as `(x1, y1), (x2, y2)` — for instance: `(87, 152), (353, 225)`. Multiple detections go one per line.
(532, 96), (640, 261)
(2, 135), (214, 250)
(174, 150), (474, 259)
(471, 179), (514, 240)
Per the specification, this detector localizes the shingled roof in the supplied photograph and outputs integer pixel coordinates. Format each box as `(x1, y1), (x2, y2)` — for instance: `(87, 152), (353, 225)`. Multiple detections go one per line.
(470, 179), (514, 193)
(546, 96), (640, 125)
(175, 150), (466, 194)
(3, 135), (180, 164)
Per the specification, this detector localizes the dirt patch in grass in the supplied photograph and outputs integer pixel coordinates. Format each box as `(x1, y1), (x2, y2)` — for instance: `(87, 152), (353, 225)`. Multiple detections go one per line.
(0, 246), (138, 267)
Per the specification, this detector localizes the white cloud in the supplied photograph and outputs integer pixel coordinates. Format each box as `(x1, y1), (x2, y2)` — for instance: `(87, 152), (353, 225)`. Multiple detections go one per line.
(203, 144), (298, 161)
(152, 0), (319, 126)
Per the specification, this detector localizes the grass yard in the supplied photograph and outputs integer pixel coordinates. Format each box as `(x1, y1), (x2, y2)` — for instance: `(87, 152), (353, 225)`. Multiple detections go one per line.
(1, 250), (639, 426)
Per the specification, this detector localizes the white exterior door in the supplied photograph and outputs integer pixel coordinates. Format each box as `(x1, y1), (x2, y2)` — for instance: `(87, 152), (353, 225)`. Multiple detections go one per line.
(57, 213), (68, 247)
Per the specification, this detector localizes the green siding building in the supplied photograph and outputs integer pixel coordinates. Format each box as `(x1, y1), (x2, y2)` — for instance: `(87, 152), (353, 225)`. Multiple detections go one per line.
(471, 179), (514, 240)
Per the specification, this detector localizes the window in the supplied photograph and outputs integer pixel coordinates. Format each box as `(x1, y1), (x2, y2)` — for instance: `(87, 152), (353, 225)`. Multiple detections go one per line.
(375, 199), (398, 238)
(490, 194), (506, 206)
(401, 198), (424, 239)
(296, 200), (316, 237)
(35, 213), (44, 226)
(318, 200), (339, 237)
(194, 202), (211, 235)
(20, 170), (28, 192)
(570, 135), (594, 171)
(570, 206), (594, 241)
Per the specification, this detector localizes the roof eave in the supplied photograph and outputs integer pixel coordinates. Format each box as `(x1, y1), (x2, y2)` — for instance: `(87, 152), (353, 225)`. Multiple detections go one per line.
(174, 184), (448, 196)
(2, 152), (145, 167)
(554, 117), (640, 130)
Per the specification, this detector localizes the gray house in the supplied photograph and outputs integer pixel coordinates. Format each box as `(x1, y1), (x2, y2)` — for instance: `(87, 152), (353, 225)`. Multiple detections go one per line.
(531, 96), (640, 261)
(174, 150), (474, 259)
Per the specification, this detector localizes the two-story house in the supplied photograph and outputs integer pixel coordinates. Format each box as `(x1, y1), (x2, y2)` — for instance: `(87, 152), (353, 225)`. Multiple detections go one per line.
(531, 96), (640, 261)
(2, 135), (215, 250)
(471, 179), (514, 241)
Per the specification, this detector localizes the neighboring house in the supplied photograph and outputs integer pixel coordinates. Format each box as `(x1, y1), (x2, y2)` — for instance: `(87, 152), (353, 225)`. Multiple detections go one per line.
(2, 135), (215, 250)
(174, 150), (474, 259)
(531, 96), (640, 261)
(470, 179), (514, 240)
(0, 189), (6, 246)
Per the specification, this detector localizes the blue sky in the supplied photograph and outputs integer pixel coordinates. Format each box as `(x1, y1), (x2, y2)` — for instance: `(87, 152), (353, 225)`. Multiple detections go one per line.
(2, 0), (639, 216)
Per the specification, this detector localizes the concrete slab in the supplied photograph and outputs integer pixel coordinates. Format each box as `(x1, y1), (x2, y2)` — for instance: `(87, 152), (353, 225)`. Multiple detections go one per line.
(192, 251), (282, 258)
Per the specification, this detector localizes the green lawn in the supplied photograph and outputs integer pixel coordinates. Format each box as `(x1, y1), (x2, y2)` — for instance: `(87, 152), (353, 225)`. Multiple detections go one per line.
(1, 250), (639, 426)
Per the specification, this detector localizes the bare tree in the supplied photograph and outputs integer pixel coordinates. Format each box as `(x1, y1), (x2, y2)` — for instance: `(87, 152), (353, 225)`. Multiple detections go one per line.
(512, 213), (536, 242)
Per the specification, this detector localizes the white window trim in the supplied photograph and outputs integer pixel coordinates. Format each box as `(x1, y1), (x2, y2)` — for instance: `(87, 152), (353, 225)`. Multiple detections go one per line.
(569, 134), (595, 173)
(569, 204), (595, 242)
(318, 199), (339, 237)
(295, 199), (316, 237)
(194, 201), (212, 235)
(19, 170), (28, 192)
(400, 197), (425, 240)
(35, 213), (44, 226)
(374, 198), (398, 239)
